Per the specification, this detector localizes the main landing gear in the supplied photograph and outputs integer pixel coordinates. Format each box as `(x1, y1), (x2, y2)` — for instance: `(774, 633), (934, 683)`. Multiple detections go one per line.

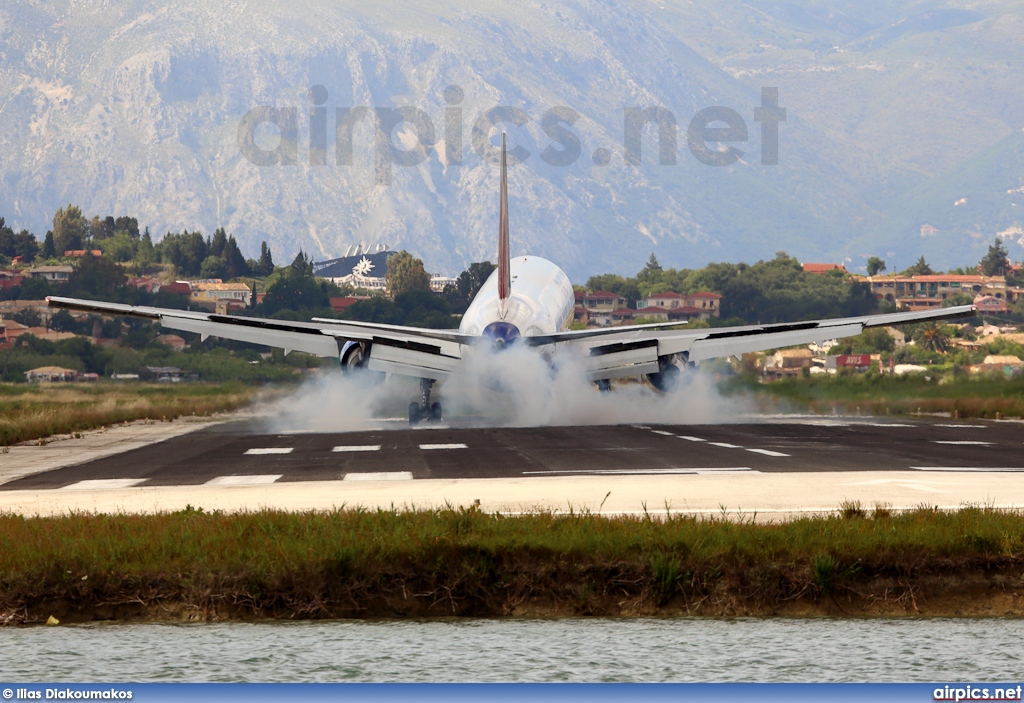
(409, 378), (442, 426)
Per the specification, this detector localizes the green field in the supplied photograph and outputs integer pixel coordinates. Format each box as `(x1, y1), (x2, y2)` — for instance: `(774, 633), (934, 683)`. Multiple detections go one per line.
(723, 372), (1024, 419)
(1, 506), (1022, 622)
(0, 382), (266, 446)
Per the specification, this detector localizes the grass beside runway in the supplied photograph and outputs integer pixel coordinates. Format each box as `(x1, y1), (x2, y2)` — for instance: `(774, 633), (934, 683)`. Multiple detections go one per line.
(724, 373), (1024, 419)
(0, 382), (266, 446)
(2, 505), (1022, 622)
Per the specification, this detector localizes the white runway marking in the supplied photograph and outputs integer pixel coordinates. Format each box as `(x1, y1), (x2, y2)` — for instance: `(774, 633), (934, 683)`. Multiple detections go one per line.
(522, 468), (758, 476)
(709, 442), (742, 449)
(343, 471), (414, 481)
(332, 445), (382, 452)
(206, 475), (282, 486)
(745, 448), (790, 457)
(650, 430), (676, 436)
(677, 436), (707, 442)
(932, 440), (992, 446)
(419, 443), (468, 450)
(244, 447), (293, 455)
(859, 423), (914, 428)
(935, 424), (983, 428)
(62, 479), (146, 490)
(911, 467), (1024, 472)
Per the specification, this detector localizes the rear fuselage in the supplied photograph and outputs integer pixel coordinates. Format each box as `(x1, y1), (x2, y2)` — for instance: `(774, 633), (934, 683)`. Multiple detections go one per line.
(459, 256), (574, 344)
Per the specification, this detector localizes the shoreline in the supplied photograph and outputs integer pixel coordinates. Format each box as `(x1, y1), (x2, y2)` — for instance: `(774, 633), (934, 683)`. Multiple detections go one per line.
(6, 570), (1023, 625)
(2, 507), (1022, 625)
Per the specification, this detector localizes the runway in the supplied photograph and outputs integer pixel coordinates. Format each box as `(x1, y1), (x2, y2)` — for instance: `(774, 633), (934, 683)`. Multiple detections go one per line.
(2, 417), (1022, 519)
(3, 416), (1023, 490)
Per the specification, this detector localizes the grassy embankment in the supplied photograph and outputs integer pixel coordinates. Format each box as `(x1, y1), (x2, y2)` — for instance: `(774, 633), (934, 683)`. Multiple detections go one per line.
(2, 506), (1022, 623)
(723, 373), (1024, 419)
(0, 382), (265, 446)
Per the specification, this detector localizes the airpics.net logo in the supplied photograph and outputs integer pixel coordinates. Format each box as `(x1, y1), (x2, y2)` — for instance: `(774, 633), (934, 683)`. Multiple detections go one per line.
(934, 685), (1024, 701)
(236, 84), (786, 184)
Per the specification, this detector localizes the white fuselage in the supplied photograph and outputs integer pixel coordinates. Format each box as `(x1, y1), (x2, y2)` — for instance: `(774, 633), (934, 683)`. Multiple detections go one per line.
(459, 256), (575, 339)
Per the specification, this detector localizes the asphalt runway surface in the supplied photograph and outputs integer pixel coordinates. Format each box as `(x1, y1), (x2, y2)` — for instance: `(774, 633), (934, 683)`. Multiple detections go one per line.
(4, 417), (1023, 490)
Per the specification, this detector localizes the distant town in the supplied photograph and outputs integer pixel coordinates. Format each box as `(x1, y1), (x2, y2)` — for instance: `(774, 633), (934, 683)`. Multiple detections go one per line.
(2, 206), (1023, 384)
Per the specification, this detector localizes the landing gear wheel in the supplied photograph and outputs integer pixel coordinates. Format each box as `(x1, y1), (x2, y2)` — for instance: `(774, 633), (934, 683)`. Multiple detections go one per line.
(430, 402), (443, 421)
(409, 402), (422, 426)
(595, 379), (611, 392)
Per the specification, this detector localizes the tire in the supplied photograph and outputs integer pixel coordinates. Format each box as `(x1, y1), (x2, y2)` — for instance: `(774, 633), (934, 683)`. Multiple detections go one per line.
(430, 402), (443, 421)
(408, 402), (422, 426)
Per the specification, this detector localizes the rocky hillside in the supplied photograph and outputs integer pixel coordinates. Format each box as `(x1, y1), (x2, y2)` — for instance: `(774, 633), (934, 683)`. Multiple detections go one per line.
(0, 0), (1021, 279)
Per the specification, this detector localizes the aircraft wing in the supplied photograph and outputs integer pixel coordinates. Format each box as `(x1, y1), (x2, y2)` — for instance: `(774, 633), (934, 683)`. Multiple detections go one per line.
(46, 296), (465, 380)
(549, 304), (977, 382)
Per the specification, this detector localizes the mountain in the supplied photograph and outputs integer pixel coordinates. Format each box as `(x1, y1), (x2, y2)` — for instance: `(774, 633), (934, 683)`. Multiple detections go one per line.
(0, 0), (1021, 280)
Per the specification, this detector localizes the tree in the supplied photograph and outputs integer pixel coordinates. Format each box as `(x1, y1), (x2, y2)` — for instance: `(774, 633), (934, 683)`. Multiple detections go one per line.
(257, 241), (274, 276)
(132, 228), (156, 273)
(12, 307), (41, 328)
(49, 308), (79, 333)
(114, 216), (139, 239)
(158, 230), (208, 276)
(200, 255), (228, 280)
(52, 205), (88, 253)
(222, 235), (249, 278)
(443, 261), (495, 312)
(71, 253), (128, 299)
(902, 256), (934, 276)
(209, 227), (228, 258)
(290, 249), (314, 277)
(256, 268), (331, 317)
(980, 238), (1009, 277)
(385, 250), (430, 296)
(41, 231), (56, 259)
(866, 256), (886, 276)
(0, 219), (39, 263)
(916, 323), (950, 353)
(99, 230), (136, 262)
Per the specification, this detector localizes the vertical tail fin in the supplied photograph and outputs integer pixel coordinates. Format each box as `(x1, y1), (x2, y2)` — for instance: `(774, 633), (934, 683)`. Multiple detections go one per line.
(497, 132), (511, 312)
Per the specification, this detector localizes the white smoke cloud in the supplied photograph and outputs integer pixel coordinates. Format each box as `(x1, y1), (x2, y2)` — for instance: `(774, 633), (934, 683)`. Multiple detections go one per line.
(265, 344), (754, 433)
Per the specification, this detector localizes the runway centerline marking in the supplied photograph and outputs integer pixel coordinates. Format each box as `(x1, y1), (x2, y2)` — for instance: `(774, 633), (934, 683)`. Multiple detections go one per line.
(62, 479), (146, 490)
(332, 445), (382, 452)
(206, 475), (283, 486)
(650, 430), (676, 436)
(911, 467), (1024, 472)
(709, 442), (742, 449)
(419, 443), (468, 450)
(677, 436), (706, 442)
(343, 472), (414, 482)
(244, 447), (294, 455)
(932, 441), (993, 446)
(745, 448), (790, 457)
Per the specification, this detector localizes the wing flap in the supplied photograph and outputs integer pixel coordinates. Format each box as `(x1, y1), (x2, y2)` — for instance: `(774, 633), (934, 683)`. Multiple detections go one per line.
(580, 340), (660, 381)
(367, 338), (462, 379)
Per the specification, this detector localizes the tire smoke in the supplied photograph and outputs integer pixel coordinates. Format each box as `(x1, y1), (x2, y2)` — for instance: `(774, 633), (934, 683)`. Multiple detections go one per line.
(265, 343), (752, 433)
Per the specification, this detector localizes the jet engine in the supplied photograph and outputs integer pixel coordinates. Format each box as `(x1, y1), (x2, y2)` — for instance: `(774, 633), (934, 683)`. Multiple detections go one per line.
(646, 353), (696, 392)
(340, 341), (370, 373)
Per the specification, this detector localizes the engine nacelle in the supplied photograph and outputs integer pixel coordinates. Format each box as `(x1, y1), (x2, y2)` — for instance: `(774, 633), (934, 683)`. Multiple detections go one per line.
(340, 341), (369, 374)
(339, 341), (387, 385)
(646, 353), (696, 392)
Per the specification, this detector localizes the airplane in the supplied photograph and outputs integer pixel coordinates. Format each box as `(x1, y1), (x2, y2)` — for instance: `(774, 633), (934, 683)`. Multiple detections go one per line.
(48, 135), (976, 425)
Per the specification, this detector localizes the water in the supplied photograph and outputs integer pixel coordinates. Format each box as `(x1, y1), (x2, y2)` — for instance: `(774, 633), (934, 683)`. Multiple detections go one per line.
(2, 618), (1022, 682)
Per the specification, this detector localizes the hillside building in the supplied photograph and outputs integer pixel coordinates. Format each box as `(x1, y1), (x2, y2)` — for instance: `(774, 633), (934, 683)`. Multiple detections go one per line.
(864, 274), (1007, 309)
